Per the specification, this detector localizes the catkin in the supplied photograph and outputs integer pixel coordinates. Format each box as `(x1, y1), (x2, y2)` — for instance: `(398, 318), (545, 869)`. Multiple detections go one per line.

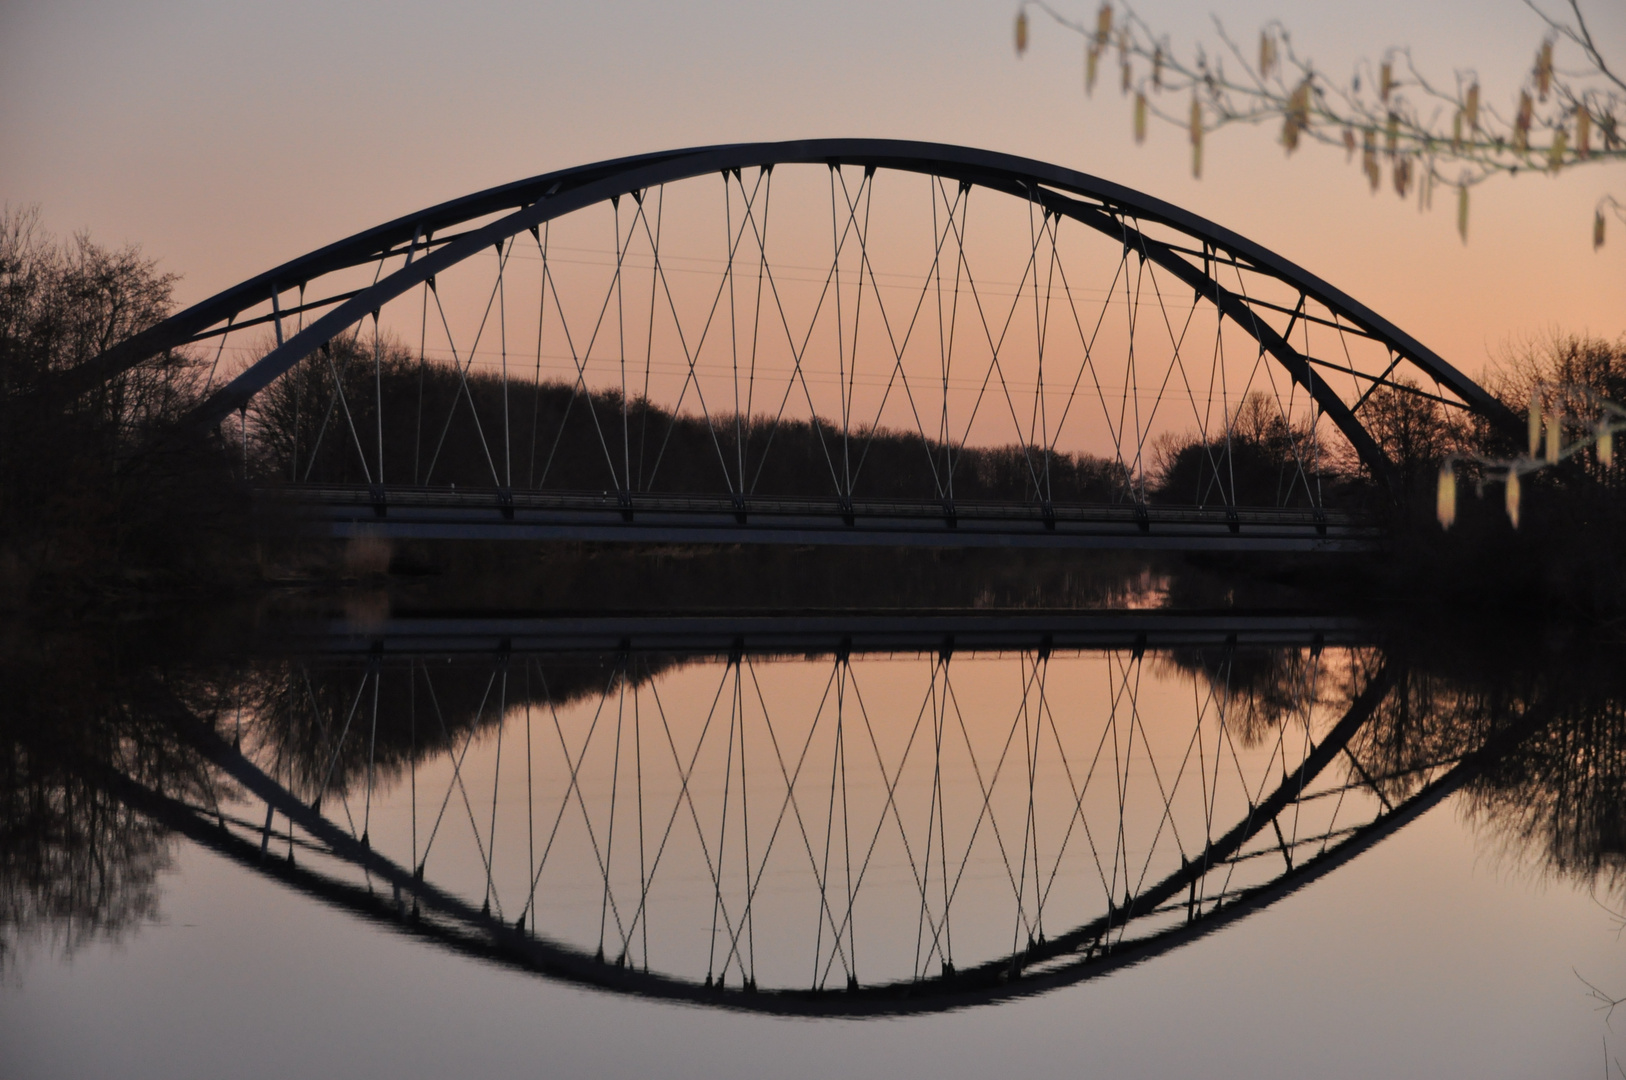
(1284, 81), (1311, 154)
(1549, 127), (1568, 172)
(1436, 463), (1457, 529)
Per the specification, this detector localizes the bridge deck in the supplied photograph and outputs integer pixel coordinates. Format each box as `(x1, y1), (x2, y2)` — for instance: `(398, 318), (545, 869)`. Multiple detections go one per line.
(261, 485), (1382, 552)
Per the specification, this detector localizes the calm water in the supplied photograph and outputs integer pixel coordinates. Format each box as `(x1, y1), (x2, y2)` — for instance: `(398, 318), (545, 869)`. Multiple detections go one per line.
(3, 614), (1622, 1078)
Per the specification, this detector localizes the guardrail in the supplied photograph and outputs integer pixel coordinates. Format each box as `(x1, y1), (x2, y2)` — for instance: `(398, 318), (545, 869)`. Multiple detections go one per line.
(257, 485), (1383, 552)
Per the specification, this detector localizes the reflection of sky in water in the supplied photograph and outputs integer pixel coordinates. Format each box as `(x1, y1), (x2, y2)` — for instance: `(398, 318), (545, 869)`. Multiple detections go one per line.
(3, 800), (1614, 1078)
(234, 651), (1379, 993)
(3, 643), (1622, 1076)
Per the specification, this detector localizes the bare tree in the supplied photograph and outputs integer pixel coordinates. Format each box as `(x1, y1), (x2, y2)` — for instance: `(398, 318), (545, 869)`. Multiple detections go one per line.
(0, 206), (243, 598)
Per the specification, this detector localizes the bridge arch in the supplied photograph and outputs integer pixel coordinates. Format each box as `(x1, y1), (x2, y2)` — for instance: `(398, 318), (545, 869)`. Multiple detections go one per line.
(96, 141), (1515, 546)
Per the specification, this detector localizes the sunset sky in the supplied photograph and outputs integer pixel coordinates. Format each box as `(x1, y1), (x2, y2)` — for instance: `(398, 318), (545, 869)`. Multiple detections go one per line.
(3, 0), (1621, 386)
(5, 9), (1626, 1075)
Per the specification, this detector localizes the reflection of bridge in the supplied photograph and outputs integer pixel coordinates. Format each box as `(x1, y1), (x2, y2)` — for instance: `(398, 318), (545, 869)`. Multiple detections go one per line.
(111, 614), (1510, 1015)
(97, 141), (1512, 551)
(291, 610), (1372, 655)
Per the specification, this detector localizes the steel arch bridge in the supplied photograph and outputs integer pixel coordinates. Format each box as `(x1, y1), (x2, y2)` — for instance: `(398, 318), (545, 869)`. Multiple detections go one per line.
(99, 141), (1515, 551)
(110, 613), (1524, 1017)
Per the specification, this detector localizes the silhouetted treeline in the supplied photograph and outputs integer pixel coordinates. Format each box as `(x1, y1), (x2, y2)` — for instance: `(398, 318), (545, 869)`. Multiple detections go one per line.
(1377, 333), (1626, 618)
(1149, 391), (1366, 509)
(250, 336), (1136, 504)
(251, 336), (1432, 512)
(0, 208), (247, 611)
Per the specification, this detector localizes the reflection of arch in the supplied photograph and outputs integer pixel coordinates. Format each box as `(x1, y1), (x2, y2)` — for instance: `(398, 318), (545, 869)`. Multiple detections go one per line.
(94, 142), (1514, 544)
(112, 625), (1507, 1016)
(115, 681), (1475, 1017)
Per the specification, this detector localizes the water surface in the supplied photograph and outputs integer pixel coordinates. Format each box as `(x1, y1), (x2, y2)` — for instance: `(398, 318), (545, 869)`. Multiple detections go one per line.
(3, 613), (1622, 1077)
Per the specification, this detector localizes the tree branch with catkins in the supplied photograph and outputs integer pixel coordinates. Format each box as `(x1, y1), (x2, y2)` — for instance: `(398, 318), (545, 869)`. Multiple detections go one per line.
(1013, 0), (1625, 247)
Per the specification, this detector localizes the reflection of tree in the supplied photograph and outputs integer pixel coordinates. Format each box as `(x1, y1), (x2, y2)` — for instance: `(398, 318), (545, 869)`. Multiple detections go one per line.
(1337, 649), (1626, 1063)
(1164, 635), (1626, 897)
(1, 772), (170, 964)
(1343, 664), (1508, 801)
(1155, 643), (1332, 745)
(234, 655), (685, 807)
(1340, 644), (1626, 896)
(1470, 697), (1626, 892)
(0, 635), (220, 967)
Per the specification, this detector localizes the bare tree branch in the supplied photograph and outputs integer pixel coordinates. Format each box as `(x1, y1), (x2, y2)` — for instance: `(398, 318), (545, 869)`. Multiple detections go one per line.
(1013, 1), (1625, 243)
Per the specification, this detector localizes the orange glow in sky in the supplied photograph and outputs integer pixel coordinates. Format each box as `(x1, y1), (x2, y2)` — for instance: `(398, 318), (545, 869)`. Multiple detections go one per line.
(2, 0), (1620, 388)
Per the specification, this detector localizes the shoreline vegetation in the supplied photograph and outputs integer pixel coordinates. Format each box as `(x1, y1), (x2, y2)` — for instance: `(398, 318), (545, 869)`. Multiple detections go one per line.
(4, 210), (1626, 628)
